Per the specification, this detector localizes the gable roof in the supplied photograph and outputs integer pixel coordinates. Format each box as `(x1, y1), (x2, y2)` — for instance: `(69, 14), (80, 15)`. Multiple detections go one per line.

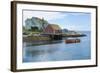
(47, 24), (61, 30)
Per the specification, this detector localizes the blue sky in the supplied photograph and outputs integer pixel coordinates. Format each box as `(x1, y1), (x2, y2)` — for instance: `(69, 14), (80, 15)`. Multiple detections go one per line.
(23, 10), (91, 31)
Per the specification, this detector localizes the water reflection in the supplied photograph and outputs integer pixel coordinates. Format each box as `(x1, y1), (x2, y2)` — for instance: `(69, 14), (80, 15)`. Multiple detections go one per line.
(23, 31), (91, 62)
(25, 45), (58, 57)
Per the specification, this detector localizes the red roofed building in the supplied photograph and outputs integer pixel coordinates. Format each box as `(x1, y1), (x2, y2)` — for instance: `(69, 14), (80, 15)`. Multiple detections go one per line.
(44, 24), (61, 34)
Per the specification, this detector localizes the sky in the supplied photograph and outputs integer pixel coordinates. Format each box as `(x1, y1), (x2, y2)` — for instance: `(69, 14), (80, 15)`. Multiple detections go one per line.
(23, 10), (91, 31)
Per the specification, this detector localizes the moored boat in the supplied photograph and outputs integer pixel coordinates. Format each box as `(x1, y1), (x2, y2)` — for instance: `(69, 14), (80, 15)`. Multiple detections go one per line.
(65, 39), (80, 43)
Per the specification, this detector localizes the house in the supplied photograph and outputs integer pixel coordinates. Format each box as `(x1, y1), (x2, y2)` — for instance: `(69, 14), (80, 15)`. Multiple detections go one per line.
(44, 24), (61, 34)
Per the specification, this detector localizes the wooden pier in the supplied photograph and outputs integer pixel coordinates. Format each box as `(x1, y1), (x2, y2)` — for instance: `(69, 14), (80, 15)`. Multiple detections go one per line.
(41, 33), (86, 40)
(41, 33), (63, 40)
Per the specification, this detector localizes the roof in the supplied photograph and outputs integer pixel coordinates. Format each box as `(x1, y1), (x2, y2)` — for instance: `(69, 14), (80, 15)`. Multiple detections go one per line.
(47, 24), (61, 30)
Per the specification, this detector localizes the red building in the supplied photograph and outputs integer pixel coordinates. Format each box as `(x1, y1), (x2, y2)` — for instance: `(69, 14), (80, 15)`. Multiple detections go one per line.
(44, 24), (61, 34)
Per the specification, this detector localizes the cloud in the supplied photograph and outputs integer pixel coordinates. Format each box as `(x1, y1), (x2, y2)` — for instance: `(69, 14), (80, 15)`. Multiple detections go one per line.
(67, 12), (90, 16)
(23, 10), (91, 31)
(23, 10), (68, 25)
(66, 24), (90, 31)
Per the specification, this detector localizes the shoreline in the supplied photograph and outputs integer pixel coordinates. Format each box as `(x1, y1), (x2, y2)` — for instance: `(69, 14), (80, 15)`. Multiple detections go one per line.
(23, 34), (86, 42)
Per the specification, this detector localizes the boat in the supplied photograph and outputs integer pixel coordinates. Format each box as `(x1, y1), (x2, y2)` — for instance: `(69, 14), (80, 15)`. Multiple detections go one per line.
(65, 39), (80, 44)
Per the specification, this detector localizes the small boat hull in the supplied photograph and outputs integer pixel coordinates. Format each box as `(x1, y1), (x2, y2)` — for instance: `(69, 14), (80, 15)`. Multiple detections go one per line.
(65, 39), (80, 43)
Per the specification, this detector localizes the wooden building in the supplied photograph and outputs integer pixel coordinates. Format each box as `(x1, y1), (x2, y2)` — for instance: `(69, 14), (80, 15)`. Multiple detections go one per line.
(44, 24), (61, 34)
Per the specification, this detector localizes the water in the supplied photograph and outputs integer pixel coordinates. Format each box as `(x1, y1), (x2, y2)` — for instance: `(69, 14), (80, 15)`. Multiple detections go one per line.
(23, 31), (91, 62)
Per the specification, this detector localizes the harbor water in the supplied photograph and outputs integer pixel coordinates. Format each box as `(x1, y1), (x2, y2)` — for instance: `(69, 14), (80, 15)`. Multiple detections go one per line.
(23, 31), (91, 62)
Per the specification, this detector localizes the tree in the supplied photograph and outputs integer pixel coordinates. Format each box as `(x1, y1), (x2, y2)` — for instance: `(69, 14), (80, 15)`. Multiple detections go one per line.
(31, 26), (39, 31)
(41, 17), (48, 30)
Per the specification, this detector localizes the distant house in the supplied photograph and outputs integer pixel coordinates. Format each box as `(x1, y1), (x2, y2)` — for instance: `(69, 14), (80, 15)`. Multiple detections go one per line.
(25, 17), (48, 31)
(25, 19), (33, 30)
(62, 29), (69, 33)
(44, 24), (61, 34)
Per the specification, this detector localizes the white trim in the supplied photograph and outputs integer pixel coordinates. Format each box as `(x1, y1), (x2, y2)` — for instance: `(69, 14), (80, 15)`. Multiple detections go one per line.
(16, 3), (96, 70)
